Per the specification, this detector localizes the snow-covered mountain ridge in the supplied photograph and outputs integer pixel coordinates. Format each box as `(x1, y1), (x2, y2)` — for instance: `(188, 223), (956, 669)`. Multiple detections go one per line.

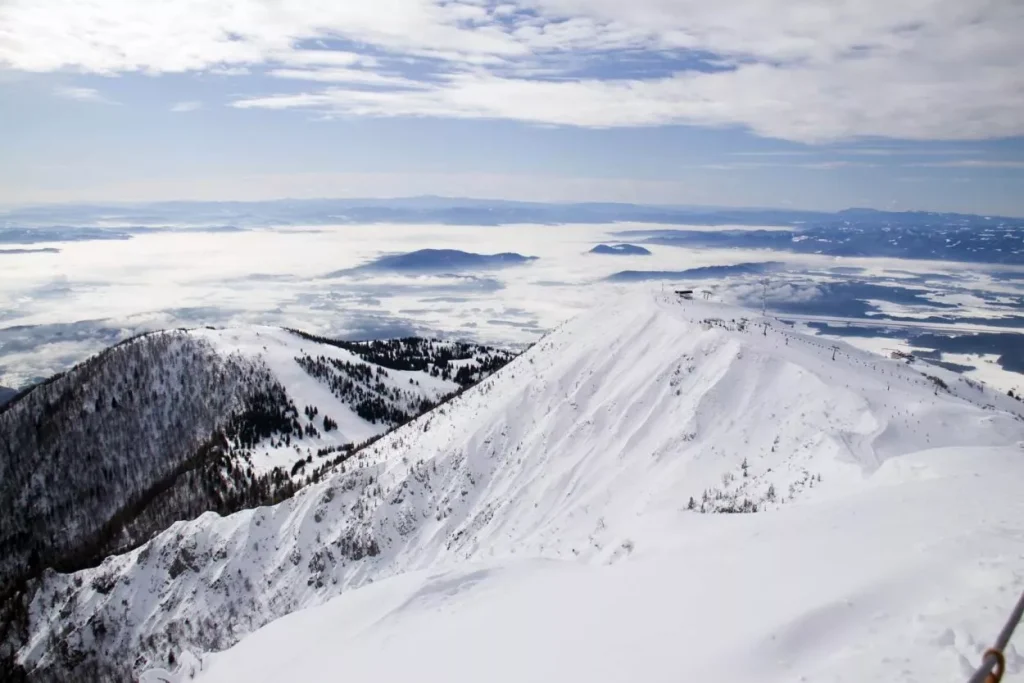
(0, 326), (512, 680)
(12, 293), (1024, 681)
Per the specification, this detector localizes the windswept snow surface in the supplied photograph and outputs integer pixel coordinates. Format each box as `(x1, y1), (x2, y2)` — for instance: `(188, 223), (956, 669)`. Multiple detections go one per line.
(179, 447), (1024, 683)
(22, 293), (1024, 681)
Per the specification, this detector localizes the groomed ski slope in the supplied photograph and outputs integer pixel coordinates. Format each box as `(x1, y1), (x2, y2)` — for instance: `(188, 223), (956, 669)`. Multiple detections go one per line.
(27, 292), (1024, 681)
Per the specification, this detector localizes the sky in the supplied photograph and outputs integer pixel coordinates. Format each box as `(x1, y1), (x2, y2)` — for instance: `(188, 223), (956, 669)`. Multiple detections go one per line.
(1, 0), (1023, 215)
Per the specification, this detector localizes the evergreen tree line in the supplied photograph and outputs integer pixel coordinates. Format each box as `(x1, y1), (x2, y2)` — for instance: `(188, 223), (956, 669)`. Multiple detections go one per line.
(295, 354), (431, 425)
(0, 333), (311, 680)
(286, 329), (514, 385)
(0, 329), (517, 681)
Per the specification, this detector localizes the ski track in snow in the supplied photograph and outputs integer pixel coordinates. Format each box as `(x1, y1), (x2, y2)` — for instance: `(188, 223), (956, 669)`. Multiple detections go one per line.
(19, 292), (1024, 682)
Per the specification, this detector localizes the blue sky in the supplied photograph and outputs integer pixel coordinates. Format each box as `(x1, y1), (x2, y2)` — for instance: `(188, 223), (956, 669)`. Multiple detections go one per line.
(1, 0), (1023, 215)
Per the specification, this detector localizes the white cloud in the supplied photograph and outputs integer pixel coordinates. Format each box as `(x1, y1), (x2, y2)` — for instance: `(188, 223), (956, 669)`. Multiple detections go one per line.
(800, 161), (877, 170)
(908, 160), (1024, 169)
(52, 86), (115, 103)
(0, 1), (525, 73)
(208, 66), (251, 76)
(835, 148), (978, 157)
(278, 50), (380, 68)
(730, 151), (818, 157)
(170, 100), (202, 112)
(267, 68), (422, 88)
(232, 58), (1022, 143)
(690, 159), (876, 171)
(4, 1), (1023, 142)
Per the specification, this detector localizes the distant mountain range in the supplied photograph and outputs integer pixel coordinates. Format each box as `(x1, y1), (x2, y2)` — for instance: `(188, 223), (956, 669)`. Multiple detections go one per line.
(607, 261), (786, 282)
(0, 247), (61, 255)
(589, 243), (652, 255)
(3, 198), (1020, 264)
(2, 197), (1021, 230)
(332, 249), (538, 275)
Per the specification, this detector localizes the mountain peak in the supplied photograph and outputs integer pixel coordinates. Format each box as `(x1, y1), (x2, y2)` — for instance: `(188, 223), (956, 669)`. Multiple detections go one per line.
(13, 293), (1024, 681)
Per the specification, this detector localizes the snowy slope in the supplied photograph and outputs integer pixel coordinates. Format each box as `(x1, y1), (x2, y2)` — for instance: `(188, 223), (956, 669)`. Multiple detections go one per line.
(15, 293), (1024, 681)
(0, 326), (513, 680)
(189, 326), (505, 478)
(179, 446), (1024, 683)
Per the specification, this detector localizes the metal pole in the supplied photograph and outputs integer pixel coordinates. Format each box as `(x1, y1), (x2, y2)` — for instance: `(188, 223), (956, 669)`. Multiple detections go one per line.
(967, 590), (1024, 683)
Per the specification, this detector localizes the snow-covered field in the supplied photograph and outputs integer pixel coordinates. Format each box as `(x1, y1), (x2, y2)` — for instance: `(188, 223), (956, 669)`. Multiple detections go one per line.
(18, 292), (1024, 681)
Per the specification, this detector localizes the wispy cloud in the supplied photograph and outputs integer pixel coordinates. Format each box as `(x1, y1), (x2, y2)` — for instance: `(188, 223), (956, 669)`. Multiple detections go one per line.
(209, 66), (250, 76)
(170, 100), (202, 113)
(52, 86), (116, 104)
(730, 151), (818, 157)
(835, 147), (978, 157)
(276, 50), (379, 69)
(230, 56), (1024, 143)
(692, 159), (877, 171)
(267, 68), (422, 88)
(3, 1), (1021, 143)
(732, 147), (982, 158)
(907, 160), (1024, 169)
(801, 161), (877, 170)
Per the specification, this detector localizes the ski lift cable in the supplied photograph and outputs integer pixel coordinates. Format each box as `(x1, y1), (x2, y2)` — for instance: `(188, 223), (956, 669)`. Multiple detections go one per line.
(967, 589), (1024, 683)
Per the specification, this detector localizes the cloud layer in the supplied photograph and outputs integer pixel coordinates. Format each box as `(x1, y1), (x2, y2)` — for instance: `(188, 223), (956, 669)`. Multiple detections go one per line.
(170, 100), (203, 112)
(2, 0), (1023, 141)
(2, 222), (1022, 393)
(52, 85), (116, 103)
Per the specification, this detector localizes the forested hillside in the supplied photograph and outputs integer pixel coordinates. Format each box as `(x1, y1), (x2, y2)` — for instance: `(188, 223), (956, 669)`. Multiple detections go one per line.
(0, 327), (513, 681)
(0, 332), (276, 593)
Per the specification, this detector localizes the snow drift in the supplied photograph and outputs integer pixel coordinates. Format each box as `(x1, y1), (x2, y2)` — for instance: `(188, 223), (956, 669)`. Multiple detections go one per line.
(13, 292), (1024, 682)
